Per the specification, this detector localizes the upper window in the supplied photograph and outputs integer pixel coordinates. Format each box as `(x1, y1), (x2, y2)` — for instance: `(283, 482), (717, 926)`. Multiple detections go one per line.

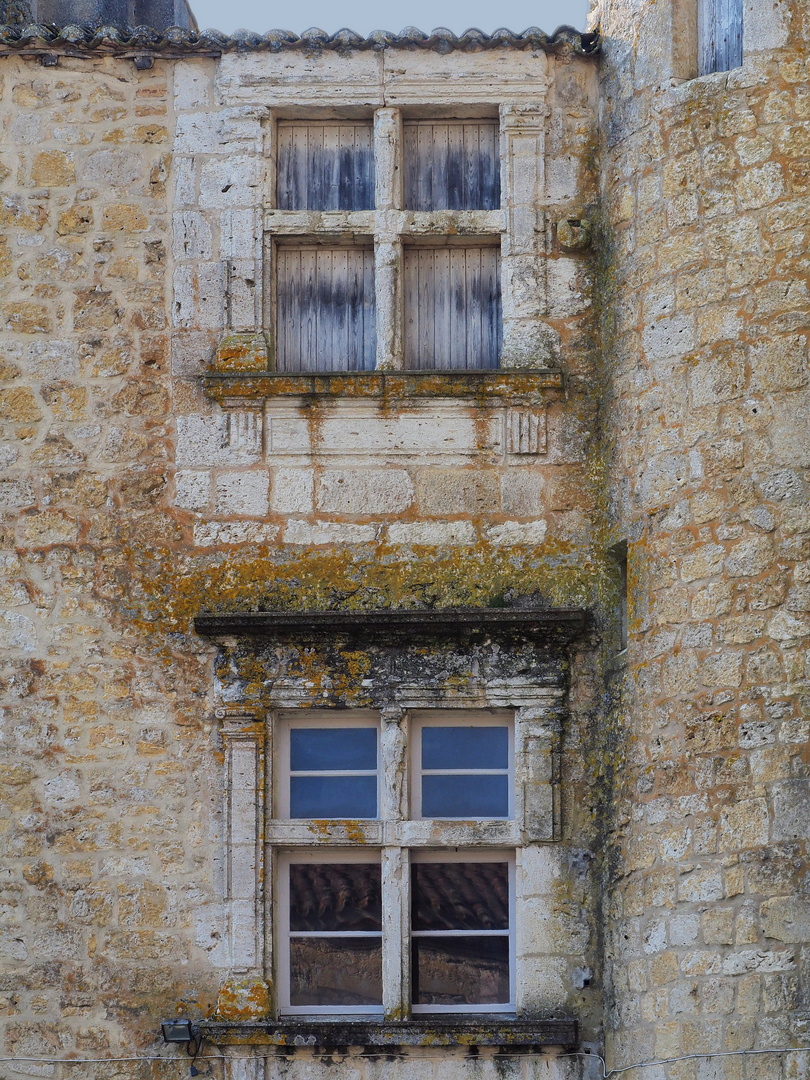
(403, 120), (500, 211)
(277, 122), (374, 211)
(411, 711), (513, 818)
(698, 0), (743, 75)
(277, 713), (380, 818)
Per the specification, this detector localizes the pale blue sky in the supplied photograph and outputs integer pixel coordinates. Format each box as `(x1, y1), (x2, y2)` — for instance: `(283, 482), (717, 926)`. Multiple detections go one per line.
(191, 0), (589, 36)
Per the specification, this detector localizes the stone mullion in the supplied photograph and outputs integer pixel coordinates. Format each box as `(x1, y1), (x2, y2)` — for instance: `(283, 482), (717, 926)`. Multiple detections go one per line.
(381, 705), (409, 1018)
(374, 107), (403, 370)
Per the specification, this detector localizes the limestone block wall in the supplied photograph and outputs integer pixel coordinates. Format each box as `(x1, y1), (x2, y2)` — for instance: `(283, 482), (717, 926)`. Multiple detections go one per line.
(594, 0), (810, 1071)
(0, 39), (606, 1080)
(0, 49), (230, 1061)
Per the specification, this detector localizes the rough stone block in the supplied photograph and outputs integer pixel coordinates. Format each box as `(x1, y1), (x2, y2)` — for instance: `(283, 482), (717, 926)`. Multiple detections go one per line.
(415, 469), (499, 515)
(215, 471), (270, 517)
(283, 520), (376, 546)
(386, 520), (477, 546)
(317, 470), (414, 515)
(272, 469), (314, 514)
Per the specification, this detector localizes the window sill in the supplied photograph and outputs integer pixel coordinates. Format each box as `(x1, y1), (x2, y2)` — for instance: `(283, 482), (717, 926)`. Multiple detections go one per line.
(203, 368), (563, 407)
(198, 1018), (578, 1049)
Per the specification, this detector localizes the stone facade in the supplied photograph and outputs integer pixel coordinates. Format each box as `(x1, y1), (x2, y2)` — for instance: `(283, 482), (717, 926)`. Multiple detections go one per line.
(0, 6), (806, 1080)
(595, 0), (810, 1074)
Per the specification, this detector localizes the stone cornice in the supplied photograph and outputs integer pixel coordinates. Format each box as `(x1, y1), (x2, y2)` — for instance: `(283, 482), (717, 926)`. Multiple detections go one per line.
(198, 1018), (579, 1048)
(194, 608), (587, 644)
(203, 369), (564, 406)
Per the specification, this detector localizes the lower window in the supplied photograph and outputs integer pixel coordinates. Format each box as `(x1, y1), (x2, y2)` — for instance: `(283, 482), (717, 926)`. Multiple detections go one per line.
(279, 851), (383, 1014)
(403, 245), (501, 370)
(411, 851), (514, 1013)
(275, 245), (377, 372)
(278, 849), (514, 1016)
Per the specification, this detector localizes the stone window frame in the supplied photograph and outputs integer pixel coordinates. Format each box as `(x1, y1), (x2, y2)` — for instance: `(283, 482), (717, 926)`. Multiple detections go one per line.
(253, 104), (546, 375)
(216, 693), (561, 1020)
(200, 608), (585, 1041)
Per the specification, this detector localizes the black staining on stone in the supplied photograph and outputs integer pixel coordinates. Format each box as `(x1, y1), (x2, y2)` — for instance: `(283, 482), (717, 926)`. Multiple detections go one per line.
(203, 610), (583, 714)
(0, 0), (32, 24)
(199, 1019), (579, 1049)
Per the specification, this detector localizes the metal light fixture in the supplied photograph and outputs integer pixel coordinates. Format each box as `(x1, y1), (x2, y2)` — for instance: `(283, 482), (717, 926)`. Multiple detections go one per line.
(161, 1018), (200, 1059)
(161, 1019), (195, 1043)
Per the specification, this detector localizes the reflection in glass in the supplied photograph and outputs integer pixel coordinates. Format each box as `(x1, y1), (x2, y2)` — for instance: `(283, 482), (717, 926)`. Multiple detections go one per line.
(290, 937), (382, 1006)
(412, 936), (509, 1005)
(290, 775), (377, 819)
(291, 728), (377, 771)
(290, 863), (382, 932)
(422, 774), (508, 818)
(412, 863), (509, 931)
(422, 727), (508, 770)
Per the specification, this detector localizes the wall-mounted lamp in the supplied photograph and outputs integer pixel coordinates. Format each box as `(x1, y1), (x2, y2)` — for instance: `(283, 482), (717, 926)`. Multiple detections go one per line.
(161, 1019), (200, 1057)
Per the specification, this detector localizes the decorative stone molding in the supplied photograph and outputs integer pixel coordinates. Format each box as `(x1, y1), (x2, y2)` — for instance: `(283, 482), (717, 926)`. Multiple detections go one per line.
(507, 407), (548, 455)
(216, 706), (266, 976)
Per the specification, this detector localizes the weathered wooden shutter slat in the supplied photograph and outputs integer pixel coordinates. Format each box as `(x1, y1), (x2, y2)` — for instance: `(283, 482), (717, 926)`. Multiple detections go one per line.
(404, 247), (501, 370)
(698, 0), (743, 75)
(277, 123), (374, 211)
(277, 247), (376, 372)
(403, 121), (500, 211)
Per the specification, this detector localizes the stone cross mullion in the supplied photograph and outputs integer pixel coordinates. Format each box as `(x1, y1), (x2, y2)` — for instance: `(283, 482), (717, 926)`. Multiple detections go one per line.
(380, 704), (410, 1019)
(374, 107), (404, 370)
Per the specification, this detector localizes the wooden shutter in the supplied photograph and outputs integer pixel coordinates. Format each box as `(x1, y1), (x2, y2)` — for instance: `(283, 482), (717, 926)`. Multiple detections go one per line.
(276, 247), (376, 372)
(403, 247), (501, 370)
(403, 121), (500, 211)
(698, 0), (743, 75)
(277, 123), (374, 211)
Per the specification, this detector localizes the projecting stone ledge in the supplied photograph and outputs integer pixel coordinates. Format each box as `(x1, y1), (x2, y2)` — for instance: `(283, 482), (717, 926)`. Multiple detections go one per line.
(198, 1019), (579, 1049)
(203, 369), (563, 406)
(193, 608), (588, 644)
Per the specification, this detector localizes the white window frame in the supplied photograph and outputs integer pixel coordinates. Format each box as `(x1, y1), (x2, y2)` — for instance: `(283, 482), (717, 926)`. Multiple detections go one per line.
(275, 710), (381, 820)
(410, 849), (516, 1016)
(410, 709), (515, 821)
(277, 848), (384, 1017)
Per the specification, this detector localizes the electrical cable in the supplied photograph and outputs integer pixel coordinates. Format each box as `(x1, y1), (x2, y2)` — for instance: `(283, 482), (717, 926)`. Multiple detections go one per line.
(560, 1046), (810, 1078)
(0, 1046), (808, 1073)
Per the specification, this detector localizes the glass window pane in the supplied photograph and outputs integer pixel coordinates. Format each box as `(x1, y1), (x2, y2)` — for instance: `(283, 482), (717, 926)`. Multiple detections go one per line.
(290, 937), (382, 1006)
(421, 726), (508, 770)
(290, 863), (382, 932)
(291, 727), (377, 771)
(412, 863), (509, 931)
(422, 774), (508, 818)
(412, 936), (509, 1006)
(290, 775), (377, 819)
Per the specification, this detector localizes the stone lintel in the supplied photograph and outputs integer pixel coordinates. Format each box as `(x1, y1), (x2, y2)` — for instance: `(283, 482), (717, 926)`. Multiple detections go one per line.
(198, 1019), (578, 1049)
(194, 607), (587, 644)
(203, 369), (563, 405)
